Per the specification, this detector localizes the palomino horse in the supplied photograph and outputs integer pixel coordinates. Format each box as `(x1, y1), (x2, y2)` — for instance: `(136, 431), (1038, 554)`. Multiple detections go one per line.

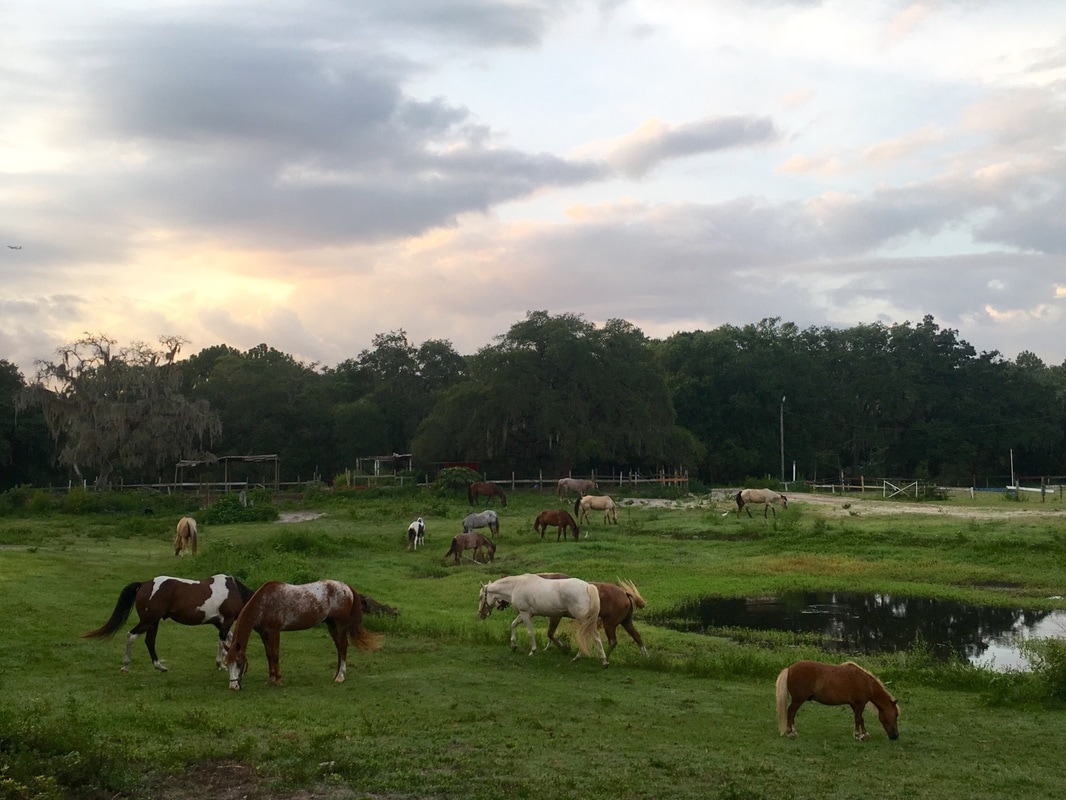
(533, 509), (580, 541)
(542, 576), (649, 658)
(468, 481), (507, 507)
(776, 660), (900, 740)
(556, 477), (598, 500)
(574, 494), (618, 526)
(407, 517), (425, 550)
(82, 574), (254, 672)
(736, 488), (788, 518)
(174, 517), (198, 556)
(477, 574), (608, 667)
(463, 509), (500, 538)
(224, 580), (380, 690)
(442, 532), (496, 565)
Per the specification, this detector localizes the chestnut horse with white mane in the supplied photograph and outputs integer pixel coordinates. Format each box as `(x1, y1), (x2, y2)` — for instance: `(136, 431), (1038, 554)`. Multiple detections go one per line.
(174, 517), (198, 556)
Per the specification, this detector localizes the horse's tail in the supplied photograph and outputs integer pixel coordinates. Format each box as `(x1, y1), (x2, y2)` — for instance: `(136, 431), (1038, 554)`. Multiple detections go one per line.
(189, 519), (198, 555)
(573, 496), (581, 519)
(573, 582), (602, 657)
(467, 483), (475, 505)
(443, 539), (458, 562)
(82, 581), (141, 639)
(735, 490), (745, 514)
(617, 578), (647, 609)
(775, 667), (791, 735)
(348, 592), (382, 652)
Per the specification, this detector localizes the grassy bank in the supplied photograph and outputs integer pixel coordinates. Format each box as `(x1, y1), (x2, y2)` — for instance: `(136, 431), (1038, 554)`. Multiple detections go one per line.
(1, 487), (1064, 799)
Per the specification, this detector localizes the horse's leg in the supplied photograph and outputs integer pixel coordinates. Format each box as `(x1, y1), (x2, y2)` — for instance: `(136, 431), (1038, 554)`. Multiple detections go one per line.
(214, 621), (227, 669)
(517, 613), (537, 656)
(603, 622), (619, 658)
(143, 622), (167, 672)
(509, 614), (522, 651)
(785, 699), (803, 738)
(545, 615), (569, 653)
(851, 703), (869, 740)
(621, 619), (648, 657)
(122, 631), (140, 672)
(325, 619), (347, 683)
(263, 629), (282, 686)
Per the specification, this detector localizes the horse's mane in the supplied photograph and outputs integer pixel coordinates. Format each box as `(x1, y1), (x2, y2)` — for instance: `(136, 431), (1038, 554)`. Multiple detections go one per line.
(842, 661), (897, 705)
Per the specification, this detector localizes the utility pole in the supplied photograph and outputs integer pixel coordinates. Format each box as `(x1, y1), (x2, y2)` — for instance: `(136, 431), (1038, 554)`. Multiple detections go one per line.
(780, 396), (786, 484)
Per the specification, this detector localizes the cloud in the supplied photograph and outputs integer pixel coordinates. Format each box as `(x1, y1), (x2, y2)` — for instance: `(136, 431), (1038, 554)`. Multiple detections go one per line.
(590, 115), (780, 178)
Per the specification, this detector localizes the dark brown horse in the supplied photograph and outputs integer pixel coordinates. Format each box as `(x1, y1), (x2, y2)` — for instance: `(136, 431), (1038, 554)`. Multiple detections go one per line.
(442, 532), (496, 565)
(776, 660), (900, 740)
(534, 509), (580, 541)
(468, 481), (507, 507)
(541, 576), (649, 658)
(224, 580), (380, 690)
(82, 574), (254, 672)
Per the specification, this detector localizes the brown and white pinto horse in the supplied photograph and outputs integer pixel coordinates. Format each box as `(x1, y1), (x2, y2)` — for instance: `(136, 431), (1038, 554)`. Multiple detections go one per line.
(776, 660), (900, 740)
(574, 494), (618, 526)
(541, 575), (649, 657)
(533, 509), (580, 541)
(82, 574), (253, 672)
(468, 481), (507, 507)
(224, 580), (380, 690)
(174, 517), (198, 556)
(442, 532), (496, 565)
(736, 488), (788, 518)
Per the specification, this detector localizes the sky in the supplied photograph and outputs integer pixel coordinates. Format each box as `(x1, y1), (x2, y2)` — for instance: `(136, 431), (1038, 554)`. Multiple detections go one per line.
(3, 0), (1066, 378)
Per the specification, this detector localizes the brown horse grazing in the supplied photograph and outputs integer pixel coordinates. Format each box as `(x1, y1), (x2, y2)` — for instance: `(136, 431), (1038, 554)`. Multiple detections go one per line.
(468, 481), (507, 507)
(776, 660), (900, 740)
(442, 532), (496, 565)
(574, 494), (618, 526)
(736, 488), (788, 518)
(82, 574), (254, 672)
(557, 477), (598, 500)
(224, 580), (380, 690)
(542, 577), (649, 657)
(534, 509), (581, 541)
(174, 516), (198, 556)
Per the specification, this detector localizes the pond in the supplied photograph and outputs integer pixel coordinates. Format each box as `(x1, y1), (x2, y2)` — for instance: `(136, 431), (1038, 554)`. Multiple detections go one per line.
(655, 591), (1066, 670)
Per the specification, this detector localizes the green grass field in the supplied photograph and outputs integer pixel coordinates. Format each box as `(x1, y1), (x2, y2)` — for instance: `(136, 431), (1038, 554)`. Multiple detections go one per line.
(1, 487), (1065, 799)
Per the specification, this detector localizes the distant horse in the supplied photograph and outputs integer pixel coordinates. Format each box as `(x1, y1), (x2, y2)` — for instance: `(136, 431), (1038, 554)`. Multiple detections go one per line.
(442, 532), (496, 565)
(543, 577), (649, 658)
(174, 517), (198, 556)
(407, 517), (425, 550)
(463, 509), (500, 538)
(224, 580), (380, 690)
(574, 494), (618, 526)
(776, 660), (900, 740)
(477, 574), (608, 666)
(557, 477), (598, 500)
(82, 574), (253, 672)
(533, 509), (581, 541)
(736, 488), (788, 518)
(468, 481), (507, 507)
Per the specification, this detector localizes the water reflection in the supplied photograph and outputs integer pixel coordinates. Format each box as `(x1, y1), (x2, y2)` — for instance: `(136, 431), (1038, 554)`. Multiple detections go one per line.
(658, 591), (1066, 669)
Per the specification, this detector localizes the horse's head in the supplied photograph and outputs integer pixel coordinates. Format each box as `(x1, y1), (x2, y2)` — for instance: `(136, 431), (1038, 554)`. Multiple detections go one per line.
(779, 494), (788, 508)
(878, 698), (900, 740)
(225, 640), (248, 691)
(477, 584), (492, 618)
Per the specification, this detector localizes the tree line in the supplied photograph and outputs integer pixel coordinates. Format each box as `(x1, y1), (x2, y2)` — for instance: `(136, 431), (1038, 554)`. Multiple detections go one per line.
(2, 312), (1063, 491)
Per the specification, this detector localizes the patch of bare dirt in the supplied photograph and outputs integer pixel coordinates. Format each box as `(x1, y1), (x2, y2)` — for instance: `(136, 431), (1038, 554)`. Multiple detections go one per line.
(154, 761), (374, 800)
(276, 510), (327, 523)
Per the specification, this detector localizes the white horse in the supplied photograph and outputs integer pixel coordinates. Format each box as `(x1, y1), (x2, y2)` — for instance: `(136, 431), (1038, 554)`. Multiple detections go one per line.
(736, 488), (788, 518)
(574, 494), (618, 526)
(477, 574), (608, 667)
(557, 477), (598, 500)
(462, 509), (500, 538)
(407, 517), (425, 550)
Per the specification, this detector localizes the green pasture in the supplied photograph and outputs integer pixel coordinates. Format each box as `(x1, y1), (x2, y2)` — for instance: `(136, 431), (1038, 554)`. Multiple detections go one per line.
(1, 487), (1065, 799)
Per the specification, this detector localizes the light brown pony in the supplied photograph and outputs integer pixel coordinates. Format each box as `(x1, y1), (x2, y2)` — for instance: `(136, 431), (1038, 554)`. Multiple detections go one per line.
(442, 532), (496, 565)
(542, 577), (649, 657)
(574, 494), (618, 526)
(174, 516), (198, 556)
(534, 509), (581, 541)
(82, 574), (254, 672)
(468, 481), (507, 507)
(776, 660), (900, 740)
(224, 579), (380, 690)
(736, 488), (788, 518)
(557, 477), (598, 500)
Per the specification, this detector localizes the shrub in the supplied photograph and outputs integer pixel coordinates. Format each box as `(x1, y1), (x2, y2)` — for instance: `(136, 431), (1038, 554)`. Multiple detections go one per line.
(199, 493), (279, 524)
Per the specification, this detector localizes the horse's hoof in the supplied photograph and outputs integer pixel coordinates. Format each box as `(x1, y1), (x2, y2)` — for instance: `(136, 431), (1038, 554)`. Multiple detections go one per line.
(120, 666), (130, 674)
(787, 731), (797, 739)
